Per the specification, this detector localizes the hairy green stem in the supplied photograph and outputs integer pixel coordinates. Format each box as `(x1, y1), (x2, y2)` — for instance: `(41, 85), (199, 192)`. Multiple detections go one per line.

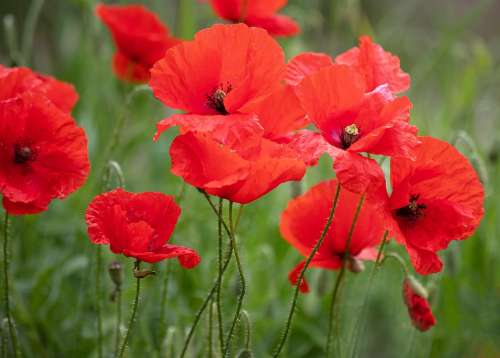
(326, 194), (365, 357)
(208, 301), (214, 358)
(216, 199), (225, 355)
(223, 201), (246, 357)
(117, 261), (142, 358)
(95, 246), (103, 358)
(2, 213), (19, 357)
(158, 260), (172, 354)
(273, 183), (342, 357)
(114, 289), (122, 357)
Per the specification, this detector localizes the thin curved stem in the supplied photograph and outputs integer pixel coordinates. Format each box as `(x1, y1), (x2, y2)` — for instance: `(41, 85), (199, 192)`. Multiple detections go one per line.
(326, 194), (365, 357)
(180, 194), (235, 358)
(117, 261), (142, 358)
(21, 0), (44, 66)
(208, 301), (214, 358)
(223, 201), (246, 357)
(273, 183), (342, 357)
(216, 199), (225, 355)
(114, 289), (122, 357)
(158, 260), (172, 354)
(348, 231), (389, 358)
(2, 213), (19, 357)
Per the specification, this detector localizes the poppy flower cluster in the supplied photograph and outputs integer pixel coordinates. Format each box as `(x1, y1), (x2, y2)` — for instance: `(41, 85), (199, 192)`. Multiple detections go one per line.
(0, 65), (89, 215)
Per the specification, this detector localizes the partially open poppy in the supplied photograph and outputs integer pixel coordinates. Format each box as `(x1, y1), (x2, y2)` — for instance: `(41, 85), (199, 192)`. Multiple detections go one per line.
(0, 64), (78, 113)
(281, 179), (386, 293)
(403, 276), (436, 331)
(293, 64), (419, 193)
(96, 3), (180, 83)
(389, 136), (484, 274)
(86, 189), (200, 267)
(0, 93), (90, 215)
(208, 0), (299, 37)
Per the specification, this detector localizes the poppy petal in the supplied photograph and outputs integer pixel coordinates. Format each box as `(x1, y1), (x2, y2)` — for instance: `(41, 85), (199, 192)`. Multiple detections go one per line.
(285, 52), (333, 86)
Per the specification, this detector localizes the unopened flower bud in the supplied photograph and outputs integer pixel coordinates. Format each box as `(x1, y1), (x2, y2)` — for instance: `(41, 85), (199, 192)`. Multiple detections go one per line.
(347, 256), (365, 273)
(402, 276), (436, 332)
(108, 261), (123, 288)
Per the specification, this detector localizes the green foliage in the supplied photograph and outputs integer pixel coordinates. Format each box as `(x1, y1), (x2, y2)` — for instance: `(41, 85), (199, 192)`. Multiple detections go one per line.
(0, 0), (499, 357)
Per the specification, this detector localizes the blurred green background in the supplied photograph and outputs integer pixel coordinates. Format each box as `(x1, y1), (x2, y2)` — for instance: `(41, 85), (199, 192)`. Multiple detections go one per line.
(0, 0), (499, 357)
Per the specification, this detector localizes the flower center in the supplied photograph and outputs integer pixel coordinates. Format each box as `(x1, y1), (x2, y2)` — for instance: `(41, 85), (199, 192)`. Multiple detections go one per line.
(206, 84), (232, 115)
(14, 144), (34, 164)
(395, 194), (426, 222)
(341, 123), (360, 149)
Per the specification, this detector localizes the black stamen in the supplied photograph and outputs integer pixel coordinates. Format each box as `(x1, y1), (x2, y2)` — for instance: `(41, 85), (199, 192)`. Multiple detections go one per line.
(340, 124), (360, 149)
(395, 194), (426, 222)
(14, 145), (34, 164)
(206, 84), (232, 115)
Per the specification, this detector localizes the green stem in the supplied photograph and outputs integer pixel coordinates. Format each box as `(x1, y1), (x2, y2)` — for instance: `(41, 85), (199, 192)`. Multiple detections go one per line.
(117, 261), (142, 358)
(208, 301), (214, 358)
(158, 260), (172, 354)
(95, 246), (103, 358)
(216, 199), (225, 355)
(114, 289), (122, 357)
(2, 213), (19, 357)
(223, 201), (246, 357)
(179, 193), (235, 358)
(326, 194), (365, 357)
(348, 230), (389, 358)
(273, 183), (342, 357)
(21, 0), (44, 66)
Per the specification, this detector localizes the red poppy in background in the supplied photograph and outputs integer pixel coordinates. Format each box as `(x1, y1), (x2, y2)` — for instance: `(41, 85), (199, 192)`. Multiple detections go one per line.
(208, 0), (299, 37)
(151, 24), (307, 204)
(281, 179), (386, 293)
(389, 136), (484, 275)
(293, 64), (419, 193)
(0, 93), (90, 215)
(86, 189), (200, 267)
(403, 276), (436, 331)
(336, 35), (410, 93)
(96, 3), (180, 83)
(0, 64), (78, 113)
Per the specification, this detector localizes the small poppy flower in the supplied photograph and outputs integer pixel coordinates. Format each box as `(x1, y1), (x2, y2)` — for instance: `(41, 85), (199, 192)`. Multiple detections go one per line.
(335, 35), (410, 93)
(96, 3), (180, 83)
(281, 179), (386, 293)
(86, 189), (200, 267)
(0, 64), (78, 113)
(208, 0), (299, 37)
(0, 93), (90, 215)
(402, 276), (436, 331)
(294, 64), (419, 193)
(389, 136), (484, 275)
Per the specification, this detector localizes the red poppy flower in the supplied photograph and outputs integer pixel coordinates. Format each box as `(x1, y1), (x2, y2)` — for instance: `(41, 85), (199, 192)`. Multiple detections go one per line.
(389, 136), (484, 274)
(285, 52), (333, 86)
(294, 64), (419, 193)
(335, 35), (410, 93)
(86, 188), (200, 267)
(208, 0), (299, 37)
(281, 179), (386, 293)
(402, 276), (436, 331)
(96, 3), (180, 83)
(0, 64), (78, 113)
(0, 93), (90, 215)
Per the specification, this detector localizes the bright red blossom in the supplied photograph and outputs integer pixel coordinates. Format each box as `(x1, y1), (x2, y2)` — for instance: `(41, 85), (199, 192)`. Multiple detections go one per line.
(403, 277), (436, 331)
(86, 189), (200, 267)
(0, 93), (89, 215)
(281, 179), (386, 293)
(209, 0), (299, 37)
(96, 4), (180, 83)
(151, 24), (307, 203)
(0, 64), (78, 113)
(389, 136), (484, 274)
(294, 64), (419, 193)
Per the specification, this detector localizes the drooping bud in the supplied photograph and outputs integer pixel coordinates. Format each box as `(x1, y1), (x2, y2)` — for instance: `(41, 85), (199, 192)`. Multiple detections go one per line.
(402, 276), (436, 332)
(347, 256), (365, 273)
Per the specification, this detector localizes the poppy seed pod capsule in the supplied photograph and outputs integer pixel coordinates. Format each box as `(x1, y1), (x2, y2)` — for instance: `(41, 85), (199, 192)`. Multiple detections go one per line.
(108, 261), (123, 288)
(347, 256), (365, 273)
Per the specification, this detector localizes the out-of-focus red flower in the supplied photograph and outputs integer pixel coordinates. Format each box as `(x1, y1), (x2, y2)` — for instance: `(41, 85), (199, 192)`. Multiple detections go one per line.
(0, 93), (90, 215)
(208, 0), (299, 37)
(293, 64), (419, 193)
(0, 64), (78, 113)
(281, 179), (386, 293)
(402, 276), (436, 331)
(151, 24), (307, 204)
(86, 189), (200, 267)
(335, 36), (410, 93)
(389, 136), (484, 275)
(96, 3), (180, 83)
